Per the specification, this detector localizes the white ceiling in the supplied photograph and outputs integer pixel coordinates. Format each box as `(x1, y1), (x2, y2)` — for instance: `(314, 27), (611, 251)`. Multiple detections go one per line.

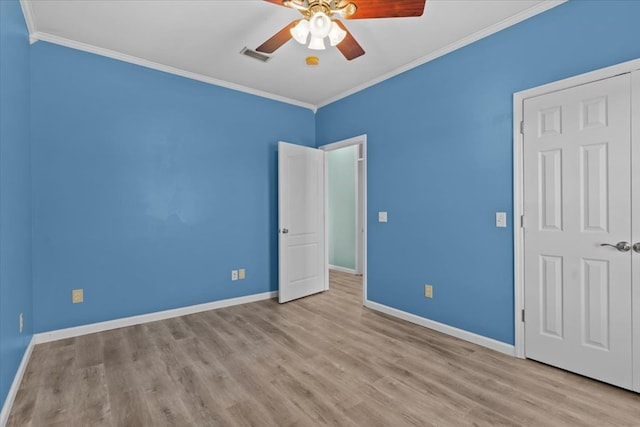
(22, 0), (564, 110)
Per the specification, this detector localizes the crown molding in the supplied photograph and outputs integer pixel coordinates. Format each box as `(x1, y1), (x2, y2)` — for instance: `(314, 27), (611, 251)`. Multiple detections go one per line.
(28, 31), (317, 112)
(316, 0), (567, 109)
(19, 0), (565, 112)
(19, 0), (38, 44)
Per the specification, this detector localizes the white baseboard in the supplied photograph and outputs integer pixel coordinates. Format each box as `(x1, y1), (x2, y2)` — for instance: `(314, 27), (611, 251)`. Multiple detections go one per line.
(364, 300), (515, 356)
(1, 337), (35, 427)
(329, 265), (357, 274)
(34, 291), (278, 344)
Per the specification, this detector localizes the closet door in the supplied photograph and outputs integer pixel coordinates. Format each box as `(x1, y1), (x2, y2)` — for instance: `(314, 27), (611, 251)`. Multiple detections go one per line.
(523, 73), (633, 389)
(632, 70), (640, 392)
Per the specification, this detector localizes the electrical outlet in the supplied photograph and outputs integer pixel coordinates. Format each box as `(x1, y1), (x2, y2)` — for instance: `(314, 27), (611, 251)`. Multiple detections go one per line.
(231, 270), (238, 281)
(424, 284), (433, 299)
(72, 289), (84, 304)
(238, 268), (246, 280)
(19, 313), (23, 333)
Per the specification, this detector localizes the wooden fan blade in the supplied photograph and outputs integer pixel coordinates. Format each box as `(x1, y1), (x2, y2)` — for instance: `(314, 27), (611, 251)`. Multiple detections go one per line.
(342, 0), (426, 19)
(256, 21), (297, 54)
(334, 21), (365, 60)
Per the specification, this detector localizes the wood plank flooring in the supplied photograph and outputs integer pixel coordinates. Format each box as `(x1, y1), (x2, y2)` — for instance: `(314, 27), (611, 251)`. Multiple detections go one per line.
(8, 270), (640, 426)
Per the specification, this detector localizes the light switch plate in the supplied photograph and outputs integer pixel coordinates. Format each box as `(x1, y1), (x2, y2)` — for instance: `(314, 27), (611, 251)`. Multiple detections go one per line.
(496, 212), (507, 228)
(378, 211), (388, 223)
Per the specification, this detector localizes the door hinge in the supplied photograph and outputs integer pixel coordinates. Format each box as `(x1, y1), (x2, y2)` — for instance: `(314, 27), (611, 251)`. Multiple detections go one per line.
(520, 121), (524, 134)
(520, 214), (524, 228)
(521, 309), (525, 322)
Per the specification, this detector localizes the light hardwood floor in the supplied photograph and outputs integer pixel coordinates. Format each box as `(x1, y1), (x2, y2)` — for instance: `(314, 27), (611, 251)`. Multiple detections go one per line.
(8, 270), (640, 426)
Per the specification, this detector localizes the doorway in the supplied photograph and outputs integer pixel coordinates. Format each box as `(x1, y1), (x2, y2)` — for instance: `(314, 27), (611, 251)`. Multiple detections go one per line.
(321, 135), (367, 302)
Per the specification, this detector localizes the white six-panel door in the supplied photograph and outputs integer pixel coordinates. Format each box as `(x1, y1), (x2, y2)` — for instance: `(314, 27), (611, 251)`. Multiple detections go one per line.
(278, 141), (327, 303)
(523, 74), (633, 389)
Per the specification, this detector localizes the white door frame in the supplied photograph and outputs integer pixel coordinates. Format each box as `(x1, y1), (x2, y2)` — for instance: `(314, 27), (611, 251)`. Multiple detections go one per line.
(513, 58), (640, 359)
(320, 135), (368, 304)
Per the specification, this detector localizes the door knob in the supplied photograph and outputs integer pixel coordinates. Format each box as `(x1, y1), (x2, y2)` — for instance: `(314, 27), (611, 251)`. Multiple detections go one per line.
(634, 243), (640, 253)
(281, 228), (289, 234)
(600, 242), (631, 252)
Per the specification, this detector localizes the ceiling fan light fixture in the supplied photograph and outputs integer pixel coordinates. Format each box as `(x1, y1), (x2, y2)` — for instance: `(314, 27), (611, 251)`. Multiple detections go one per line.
(260, 0), (425, 61)
(308, 35), (326, 50)
(328, 21), (347, 46)
(309, 11), (331, 38)
(290, 19), (310, 44)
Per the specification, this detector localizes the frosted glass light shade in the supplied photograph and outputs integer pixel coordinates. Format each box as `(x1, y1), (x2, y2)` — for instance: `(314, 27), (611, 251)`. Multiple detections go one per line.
(290, 19), (310, 44)
(328, 21), (347, 46)
(308, 35), (326, 50)
(309, 12), (331, 38)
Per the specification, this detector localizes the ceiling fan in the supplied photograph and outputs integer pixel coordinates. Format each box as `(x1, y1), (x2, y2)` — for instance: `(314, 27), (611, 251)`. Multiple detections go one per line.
(256, 0), (427, 61)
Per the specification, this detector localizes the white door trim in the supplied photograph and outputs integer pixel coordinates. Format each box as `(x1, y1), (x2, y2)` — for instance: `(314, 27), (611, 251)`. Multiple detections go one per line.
(320, 135), (368, 304)
(631, 71), (640, 391)
(513, 57), (640, 359)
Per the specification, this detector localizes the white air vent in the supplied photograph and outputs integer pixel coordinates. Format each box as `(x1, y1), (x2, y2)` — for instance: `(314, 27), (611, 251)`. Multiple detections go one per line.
(240, 47), (270, 62)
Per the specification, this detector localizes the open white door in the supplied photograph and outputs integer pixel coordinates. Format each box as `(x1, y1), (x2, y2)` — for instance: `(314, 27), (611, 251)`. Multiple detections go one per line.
(278, 141), (327, 303)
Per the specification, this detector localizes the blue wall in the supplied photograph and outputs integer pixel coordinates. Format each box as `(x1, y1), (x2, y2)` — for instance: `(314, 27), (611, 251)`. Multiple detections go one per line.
(0, 0), (33, 408)
(31, 42), (315, 332)
(316, 0), (640, 344)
